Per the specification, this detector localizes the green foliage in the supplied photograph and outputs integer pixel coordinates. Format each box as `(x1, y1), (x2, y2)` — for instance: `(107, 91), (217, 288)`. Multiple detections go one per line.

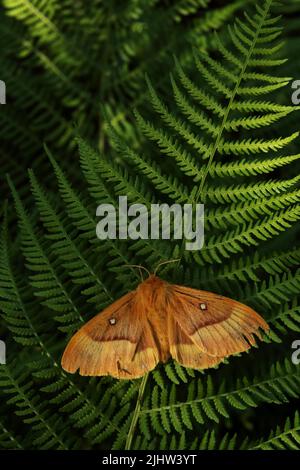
(0, 0), (249, 199)
(1, 0), (300, 451)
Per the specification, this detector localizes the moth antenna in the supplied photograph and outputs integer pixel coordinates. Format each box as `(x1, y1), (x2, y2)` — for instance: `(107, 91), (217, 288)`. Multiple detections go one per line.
(154, 259), (180, 275)
(123, 264), (151, 279)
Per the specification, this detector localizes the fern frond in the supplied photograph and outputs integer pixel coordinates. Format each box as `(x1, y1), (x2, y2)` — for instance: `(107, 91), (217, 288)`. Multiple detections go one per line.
(7, 175), (84, 332)
(0, 362), (73, 450)
(252, 411), (300, 450)
(45, 147), (141, 281)
(108, 126), (189, 203)
(140, 359), (300, 436)
(206, 175), (300, 204)
(28, 169), (113, 306)
(195, 207), (300, 265)
(210, 153), (300, 178)
(205, 247), (300, 283)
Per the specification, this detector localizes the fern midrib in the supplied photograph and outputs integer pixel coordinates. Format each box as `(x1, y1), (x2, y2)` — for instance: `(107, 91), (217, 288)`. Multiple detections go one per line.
(195, 0), (273, 203)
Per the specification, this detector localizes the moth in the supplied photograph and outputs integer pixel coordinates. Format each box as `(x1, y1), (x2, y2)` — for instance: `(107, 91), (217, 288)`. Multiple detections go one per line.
(61, 266), (269, 379)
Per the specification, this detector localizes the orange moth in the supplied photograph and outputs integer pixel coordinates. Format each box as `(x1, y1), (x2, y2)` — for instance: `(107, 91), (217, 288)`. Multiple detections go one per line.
(61, 264), (269, 379)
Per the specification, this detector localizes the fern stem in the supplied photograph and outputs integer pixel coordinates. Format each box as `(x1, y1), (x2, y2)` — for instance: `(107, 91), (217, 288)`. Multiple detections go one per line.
(125, 372), (149, 450)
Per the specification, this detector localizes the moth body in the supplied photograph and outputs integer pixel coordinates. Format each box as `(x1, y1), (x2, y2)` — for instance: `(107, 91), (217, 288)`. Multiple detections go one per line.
(136, 275), (170, 363)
